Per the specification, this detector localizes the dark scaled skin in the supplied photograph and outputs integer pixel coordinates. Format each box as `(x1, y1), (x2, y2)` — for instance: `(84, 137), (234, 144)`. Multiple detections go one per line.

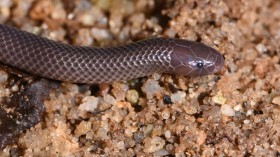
(0, 24), (224, 84)
(169, 38), (224, 76)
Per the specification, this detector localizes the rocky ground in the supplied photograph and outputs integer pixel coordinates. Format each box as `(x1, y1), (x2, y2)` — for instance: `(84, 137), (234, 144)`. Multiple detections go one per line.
(0, 0), (279, 156)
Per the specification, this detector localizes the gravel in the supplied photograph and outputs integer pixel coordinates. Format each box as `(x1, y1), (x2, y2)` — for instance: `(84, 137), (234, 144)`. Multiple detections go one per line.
(0, 0), (280, 156)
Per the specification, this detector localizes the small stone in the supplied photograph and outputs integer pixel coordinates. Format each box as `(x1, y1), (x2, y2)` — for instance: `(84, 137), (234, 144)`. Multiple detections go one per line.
(197, 130), (207, 146)
(0, 70), (8, 84)
(78, 96), (100, 112)
(91, 28), (111, 41)
(244, 119), (251, 124)
(112, 82), (129, 101)
(126, 89), (139, 104)
(11, 85), (19, 92)
(164, 130), (171, 139)
(272, 96), (280, 105)
(50, 1), (66, 20)
(104, 94), (116, 105)
(154, 149), (170, 156)
(233, 104), (242, 111)
(116, 141), (125, 150)
(144, 137), (165, 153)
(74, 121), (92, 137)
(256, 43), (267, 54)
(29, 0), (53, 20)
(212, 91), (227, 105)
(163, 95), (172, 105)
(161, 108), (170, 120)
(143, 124), (154, 136)
(141, 79), (162, 99)
(220, 104), (235, 116)
(246, 109), (253, 116)
(170, 91), (186, 104)
(133, 131), (144, 143)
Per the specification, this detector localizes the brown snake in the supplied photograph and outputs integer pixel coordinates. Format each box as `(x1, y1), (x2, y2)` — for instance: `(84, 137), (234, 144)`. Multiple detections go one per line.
(0, 24), (224, 83)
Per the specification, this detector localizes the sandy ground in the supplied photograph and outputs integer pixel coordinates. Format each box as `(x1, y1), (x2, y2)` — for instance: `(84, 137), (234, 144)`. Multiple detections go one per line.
(0, 0), (280, 156)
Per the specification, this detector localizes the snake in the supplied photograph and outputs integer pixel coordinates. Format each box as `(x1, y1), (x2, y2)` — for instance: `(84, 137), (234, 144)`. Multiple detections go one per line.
(0, 24), (224, 84)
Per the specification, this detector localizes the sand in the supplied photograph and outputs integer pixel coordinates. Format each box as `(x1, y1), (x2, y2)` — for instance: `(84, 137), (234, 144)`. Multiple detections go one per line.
(0, 0), (279, 156)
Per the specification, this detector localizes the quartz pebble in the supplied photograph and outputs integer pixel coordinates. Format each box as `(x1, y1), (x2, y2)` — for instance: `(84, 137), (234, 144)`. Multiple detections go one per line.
(78, 96), (100, 112)
(221, 104), (235, 116)
(144, 137), (165, 153)
(141, 79), (162, 99)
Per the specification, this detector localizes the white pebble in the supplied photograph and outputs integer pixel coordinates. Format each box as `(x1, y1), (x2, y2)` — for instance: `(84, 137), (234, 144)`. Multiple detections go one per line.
(170, 91), (186, 104)
(79, 96), (100, 112)
(116, 141), (125, 150)
(91, 27), (111, 40)
(144, 137), (165, 153)
(164, 130), (171, 139)
(256, 43), (267, 54)
(220, 104), (235, 116)
(246, 109), (253, 116)
(154, 149), (170, 156)
(233, 104), (242, 111)
(11, 85), (19, 92)
(244, 119), (251, 124)
(104, 94), (116, 105)
(141, 79), (162, 99)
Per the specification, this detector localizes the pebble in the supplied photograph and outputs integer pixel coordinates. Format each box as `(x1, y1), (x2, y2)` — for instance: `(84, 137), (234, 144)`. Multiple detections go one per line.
(78, 96), (100, 112)
(246, 109), (254, 116)
(161, 108), (170, 119)
(196, 130), (207, 146)
(143, 124), (154, 136)
(272, 96), (280, 105)
(91, 28), (112, 41)
(233, 104), (242, 111)
(212, 91), (227, 105)
(220, 104), (235, 116)
(164, 130), (171, 139)
(154, 149), (170, 156)
(11, 85), (19, 92)
(50, 1), (66, 20)
(104, 94), (116, 105)
(126, 89), (139, 104)
(170, 91), (186, 104)
(133, 131), (144, 143)
(0, 70), (8, 84)
(112, 82), (129, 101)
(144, 137), (165, 153)
(256, 43), (267, 54)
(141, 79), (162, 99)
(74, 121), (92, 137)
(244, 119), (251, 124)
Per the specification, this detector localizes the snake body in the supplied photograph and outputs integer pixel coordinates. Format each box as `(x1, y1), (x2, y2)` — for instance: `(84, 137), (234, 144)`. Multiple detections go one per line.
(0, 24), (224, 83)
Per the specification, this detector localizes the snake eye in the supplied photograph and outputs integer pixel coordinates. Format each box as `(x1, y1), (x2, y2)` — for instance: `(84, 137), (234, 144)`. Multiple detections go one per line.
(196, 61), (204, 68)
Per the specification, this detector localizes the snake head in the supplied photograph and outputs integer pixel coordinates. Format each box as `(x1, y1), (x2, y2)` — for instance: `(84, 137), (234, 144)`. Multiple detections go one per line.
(169, 39), (224, 76)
